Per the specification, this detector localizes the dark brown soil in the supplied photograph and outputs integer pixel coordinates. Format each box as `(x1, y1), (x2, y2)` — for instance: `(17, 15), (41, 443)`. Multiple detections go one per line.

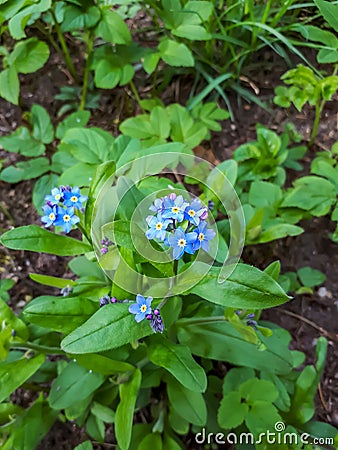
(0, 42), (337, 449)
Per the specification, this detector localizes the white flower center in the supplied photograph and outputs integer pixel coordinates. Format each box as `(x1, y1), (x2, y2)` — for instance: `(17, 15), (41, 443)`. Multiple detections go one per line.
(172, 206), (179, 213)
(156, 223), (163, 230)
(71, 196), (78, 202)
(178, 238), (186, 247)
(55, 194), (61, 200)
(49, 213), (55, 220)
(198, 232), (205, 241)
(140, 304), (147, 312)
(188, 209), (195, 217)
(64, 215), (71, 222)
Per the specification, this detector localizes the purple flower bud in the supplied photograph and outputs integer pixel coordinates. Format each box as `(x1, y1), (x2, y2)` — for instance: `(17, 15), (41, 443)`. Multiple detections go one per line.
(246, 313), (255, 319)
(168, 193), (177, 201)
(200, 208), (208, 220)
(100, 295), (110, 307)
(100, 247), (108, 255)
(110, 297), (117, 303)
(146, 314), (153, 320)
(208, 200), (214, 210)
(246, 319), (258, 330)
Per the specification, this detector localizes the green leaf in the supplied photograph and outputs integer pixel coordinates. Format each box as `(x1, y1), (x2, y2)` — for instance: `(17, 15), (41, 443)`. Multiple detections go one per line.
(0, 157), (50, 183)
(61, 303), (153, 354)
(23, 295), (97, 334)
(95, 9), (131, 44)
(58, 162), (96, 187)
(74, 354), (134, 375)
(62, 128), (109, 164)
(33, 174), (59, 212)
(11, 396), (58, 450)
(74, 441), (94, 450)
(115, 369), (142, 450)
(29, 273), (76, 289)
(86, 413), (105, 442)
(167, 377), (207, 426)
(218, 391), (248, 429)
(61, 4), (101, 32)
(314, 0), (338, 33)
(30, 104), (54, 143)
(139, 433), (163, 450)
(8, 38), (50, 74)
(0, 297), (29, 343)
(173, 24), (211, 40)
(0, 66), (19, 104)
(84, 160), (116, 233)
(177, 320), (293, 375)
(91, 402), (115, 423)
(0, 126), (45, 156)
(8, 0), (51, 39)
(297, 267), (326, 288)
(0, 225), (91, 256)
(239, 378), (278, 403)
(190, 264), (290, 309)
(48, 361), (105, 409)
(0, 354), (45, 402)
(159, 39), (194, 67)
(147, 336), (207, 392)
(56, 110), (91, 140)
(245, 401), (281, 435)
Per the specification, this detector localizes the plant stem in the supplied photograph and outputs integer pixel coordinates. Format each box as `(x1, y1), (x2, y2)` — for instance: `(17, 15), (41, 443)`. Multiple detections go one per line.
(129, 79), (143, 108)
(11, 341), (65, 355)
(80, 31), (94, 111)
(309, 99), (325, 147)
(77, 222), (91, 245)
(51, 10), (78, 82)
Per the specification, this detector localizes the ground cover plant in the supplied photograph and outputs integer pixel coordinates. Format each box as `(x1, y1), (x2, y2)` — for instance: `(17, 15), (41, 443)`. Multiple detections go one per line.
(0, 1), (337, 449)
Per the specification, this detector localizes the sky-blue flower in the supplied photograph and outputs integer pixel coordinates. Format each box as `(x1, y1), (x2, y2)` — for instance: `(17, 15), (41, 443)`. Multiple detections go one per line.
(146, 213), (171, 241)
(168, 227), (197, 260)
(192, 221), (216, 252)
(162, 195), (189, 222)
(184, 199), (208, 226)
(44, 187), (64, 206)
(149, 198), (164, 213)
(54, 207), (80, 233)
(129, 294), (153, 322)
(63, 187), (88, 209)
(41, 204), (58, 228)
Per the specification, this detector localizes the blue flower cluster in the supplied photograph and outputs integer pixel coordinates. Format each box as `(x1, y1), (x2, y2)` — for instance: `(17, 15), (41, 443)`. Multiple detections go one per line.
(41, 186), (87, 233)
(146, 193), (216, 260)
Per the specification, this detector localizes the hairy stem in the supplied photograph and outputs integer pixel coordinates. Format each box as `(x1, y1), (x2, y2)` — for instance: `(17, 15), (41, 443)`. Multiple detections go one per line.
(12, 341), (65, 355)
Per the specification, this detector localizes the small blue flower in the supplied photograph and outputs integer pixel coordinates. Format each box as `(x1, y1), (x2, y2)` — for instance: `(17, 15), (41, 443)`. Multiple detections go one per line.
(162, 195), (189, 222)
(44, 187), (64, 206)
(54, 207), (80, 233)
(168, 227), (197, 260)
(63, 187), (87, 209)
(41, 204), (58, 228)
(129, 294), (153, 322)
(149, 198), (164, 213)
(146, 214), (171, 241)
(184, 199), (208, 226)
(192, 221), (216, 252)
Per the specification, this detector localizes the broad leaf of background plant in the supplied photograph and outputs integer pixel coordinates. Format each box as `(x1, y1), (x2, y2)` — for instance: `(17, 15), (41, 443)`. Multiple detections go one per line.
(0, 354), (45, 402)
(23, 295), (98, 334)
(314, 0), (338, 32)
(115, 369), (142, 450)
(48, 361), (105, 409)
(8, 38), (50, 74)
(147, 335), (207, 392)
(0, 66), (19, 104)
(61, 304), (153, 353)
(0, 225), (91, 256)
(95, 9), (131, 44)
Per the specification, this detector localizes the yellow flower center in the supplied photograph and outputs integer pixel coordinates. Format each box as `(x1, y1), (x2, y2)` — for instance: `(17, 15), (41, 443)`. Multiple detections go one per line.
(140, 304), (147, 312)
(178, 238), (186, 247)
(198, 232), (205, 241)
(55, 194), (61, 200)
(188, 209), (195, 217)
(71, 196), (78, 202)
(156, 223), (163, 230)
(49, 213), (55, 220)
(172, 206), (179, 213)
(64, 215), (71, 222)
